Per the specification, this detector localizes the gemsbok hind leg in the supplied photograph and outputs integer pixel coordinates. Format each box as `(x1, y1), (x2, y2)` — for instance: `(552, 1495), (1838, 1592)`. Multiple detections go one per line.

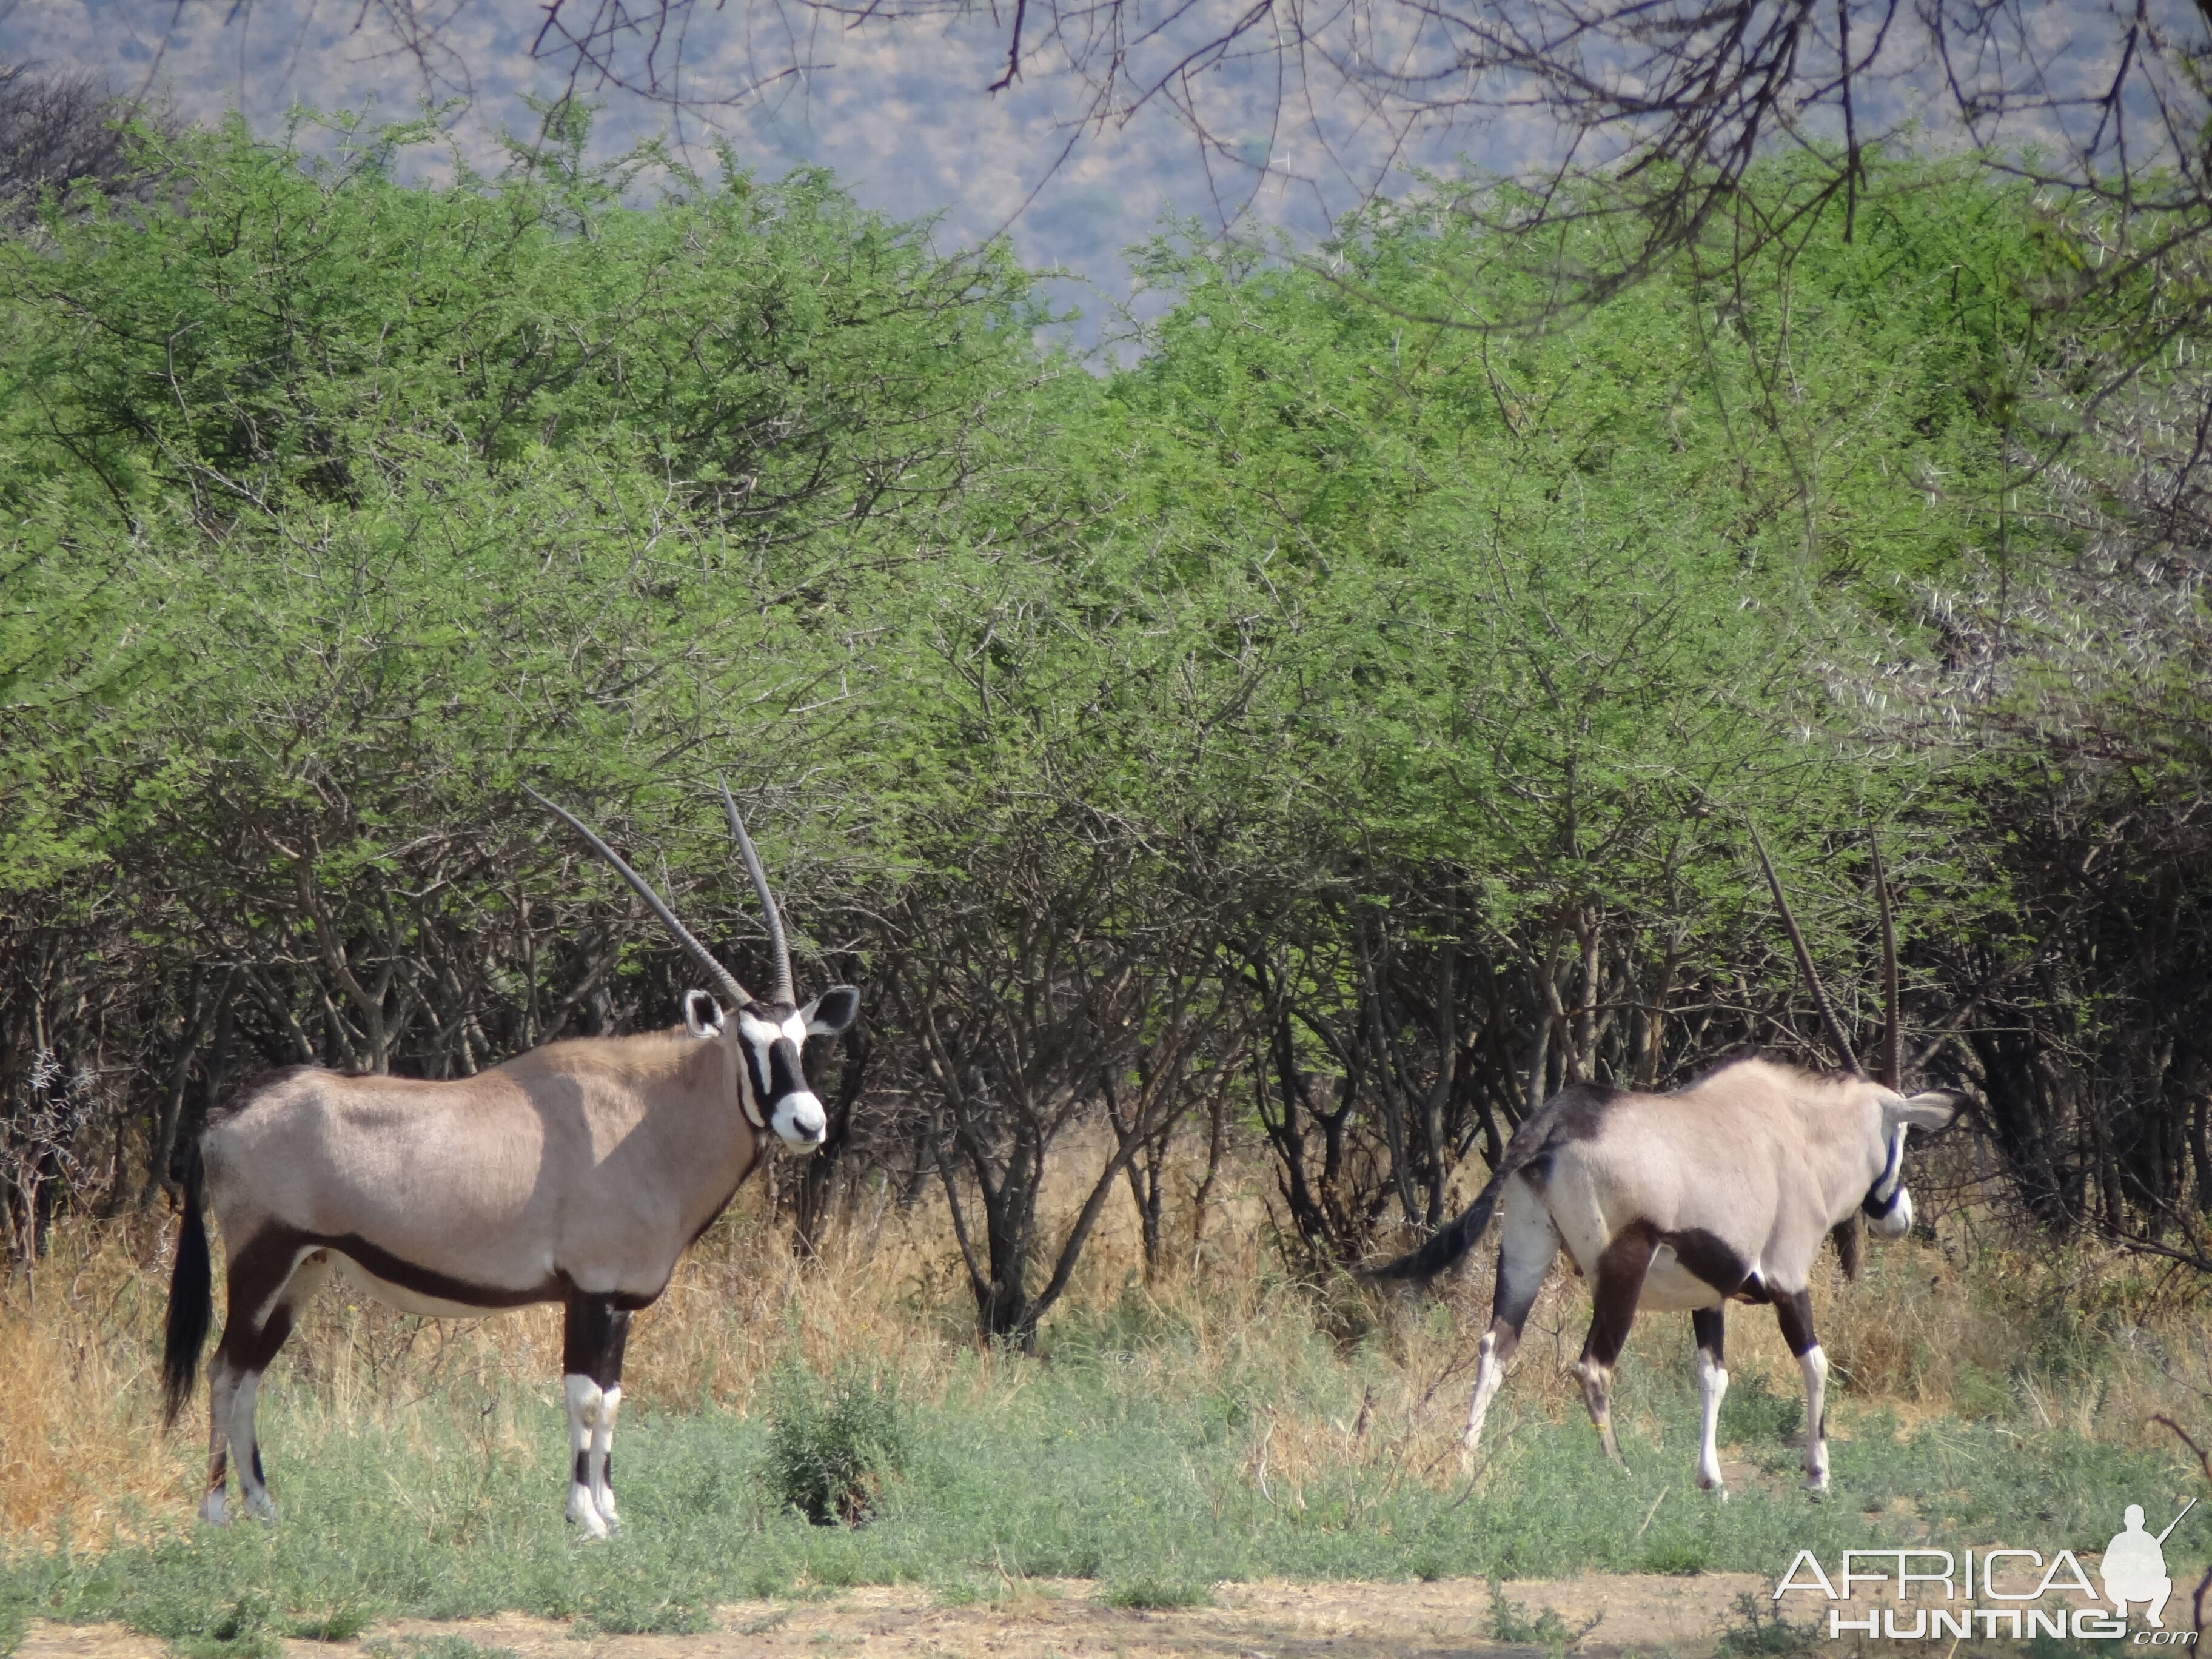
(1575, 1224), (1655, 1467)
(206, 1238), (329, 1523)
(1464, 1182), (1560, 1455)
(1691, 1306), (1729, 1493)
(563, 1290), (634, 1538)
(1774, 1289), (1830, 1491)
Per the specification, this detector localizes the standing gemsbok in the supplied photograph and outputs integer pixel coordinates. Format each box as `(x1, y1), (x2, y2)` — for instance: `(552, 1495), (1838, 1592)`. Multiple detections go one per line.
(161, 783), (857, 1536)
(1373, 834), (1962, 1493)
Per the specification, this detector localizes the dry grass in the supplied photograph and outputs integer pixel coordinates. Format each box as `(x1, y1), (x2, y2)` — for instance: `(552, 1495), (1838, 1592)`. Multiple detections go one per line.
(5, 1128), (2210, 1548)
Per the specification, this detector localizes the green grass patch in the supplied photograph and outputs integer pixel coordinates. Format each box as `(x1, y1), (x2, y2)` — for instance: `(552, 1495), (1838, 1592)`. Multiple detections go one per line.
(363, 1638), (520, 1659)
(1100, 1575), (1213, 1609)
(2, 1329), (2200, 1649)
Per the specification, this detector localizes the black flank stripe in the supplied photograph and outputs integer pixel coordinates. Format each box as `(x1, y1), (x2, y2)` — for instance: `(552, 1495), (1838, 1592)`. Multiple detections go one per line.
(1664, 1227), (1754, 1298)
(322, 1231), (560, 1309)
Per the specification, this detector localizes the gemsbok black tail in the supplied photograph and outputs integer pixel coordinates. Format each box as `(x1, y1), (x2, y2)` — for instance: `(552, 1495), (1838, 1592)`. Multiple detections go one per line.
(163, 1141), (213, 1428)
(1368, 1087), (1598, 1282)
(1368, 1167), (1512, 1281)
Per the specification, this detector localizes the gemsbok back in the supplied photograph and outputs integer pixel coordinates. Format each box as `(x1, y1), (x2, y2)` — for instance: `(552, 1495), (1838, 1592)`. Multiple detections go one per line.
(1373, 834), (1962, 1493)
(161, 783), (858, 1536)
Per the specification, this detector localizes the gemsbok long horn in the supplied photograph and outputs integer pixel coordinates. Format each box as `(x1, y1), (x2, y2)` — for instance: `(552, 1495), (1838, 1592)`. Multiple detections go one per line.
(1871, 833), (1900, 1090)
(1749, 822), (1863, 1077)
(719, 775), (794, 1006)
(522, 785), (750, 1013)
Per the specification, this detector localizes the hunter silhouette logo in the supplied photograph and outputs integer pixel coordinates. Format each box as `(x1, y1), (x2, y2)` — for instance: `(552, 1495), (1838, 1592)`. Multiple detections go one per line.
(2105, 1500), (2196, 1629)
(1774, 1495), (2203, 1642)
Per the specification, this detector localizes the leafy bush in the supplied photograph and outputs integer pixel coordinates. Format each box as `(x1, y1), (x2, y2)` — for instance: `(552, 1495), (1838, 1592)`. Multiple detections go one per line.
(762, 1364), (911, 1526)
(1717, 1591), (1820, 1656)
(1487, 1579), (1592, 1651)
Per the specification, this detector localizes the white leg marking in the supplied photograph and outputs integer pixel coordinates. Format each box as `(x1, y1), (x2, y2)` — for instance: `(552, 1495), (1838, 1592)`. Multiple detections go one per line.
(201, 1358), (237, 1525)
(1464, 1332), (1508, 1452)
(589, 1385), (622, 1530)
(565, 1373), (609, 1538)
(1799, 1344), (1831, 1490)
(1464, 1346), (1498, 1450)
(1694, 1347), (1729, 1493)
(232, 1372), (276, 1521)
(1465, 1184), (1555, 1457)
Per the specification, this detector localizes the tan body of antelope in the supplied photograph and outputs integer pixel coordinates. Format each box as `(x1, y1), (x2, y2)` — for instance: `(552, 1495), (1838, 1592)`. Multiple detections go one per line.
(162, 785), (856, 1537)
(1375, 1059), (1958, 1490)
(1375, 833), (1961, 1492)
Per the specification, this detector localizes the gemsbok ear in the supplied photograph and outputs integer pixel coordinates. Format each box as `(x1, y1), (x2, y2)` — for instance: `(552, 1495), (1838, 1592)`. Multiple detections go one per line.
(801, 985), (860, 1036)
(1889, 1090), (1962, 1132)
(683, 990), (726, 1038)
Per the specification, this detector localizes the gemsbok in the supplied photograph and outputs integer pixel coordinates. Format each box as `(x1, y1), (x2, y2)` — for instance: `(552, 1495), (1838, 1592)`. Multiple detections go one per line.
(1373, 833), (1962, 1493)
(161, 783), (857, 1536)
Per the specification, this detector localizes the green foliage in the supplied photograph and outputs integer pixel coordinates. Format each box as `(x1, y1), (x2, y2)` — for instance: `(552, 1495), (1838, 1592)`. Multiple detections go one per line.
(1719, 1376), (1803, 1445)
(762, 1364), (913, 1526)
(281, 1601), (376, 1640)
(1099, 1576), (1214, 1608)
(1716, 1591), (1820, 1656)
(1637, 1535), (1712, 1575)
(3, 102), (2205, 1294)
(361, 1638), (518, 1659)
(1487, 1578), (1592, 1651)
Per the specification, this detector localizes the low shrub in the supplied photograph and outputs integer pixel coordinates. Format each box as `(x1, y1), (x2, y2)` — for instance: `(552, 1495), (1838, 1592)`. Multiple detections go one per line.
(762, 1362), (911, 1526)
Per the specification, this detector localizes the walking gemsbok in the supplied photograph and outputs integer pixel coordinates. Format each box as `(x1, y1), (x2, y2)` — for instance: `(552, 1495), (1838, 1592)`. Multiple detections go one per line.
(1373, 833), (1962, 1493)
(161, 783), (857, 1536)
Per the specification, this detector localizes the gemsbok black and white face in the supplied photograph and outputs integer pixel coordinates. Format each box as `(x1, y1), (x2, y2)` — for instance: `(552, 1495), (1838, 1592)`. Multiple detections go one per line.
(681, 985), (860, 1147)
(1857, 1094), (1942, 1239)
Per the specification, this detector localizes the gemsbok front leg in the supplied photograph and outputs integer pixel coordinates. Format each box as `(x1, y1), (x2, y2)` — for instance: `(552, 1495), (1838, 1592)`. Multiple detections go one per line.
(563, 1290), (634, 1538)
(1464, 1181), (1560, 1455)
(1690, 1306), (1729, 1493)
(1575, 1224), (1655, 1467)
(1774, 1289), (1830, 1491)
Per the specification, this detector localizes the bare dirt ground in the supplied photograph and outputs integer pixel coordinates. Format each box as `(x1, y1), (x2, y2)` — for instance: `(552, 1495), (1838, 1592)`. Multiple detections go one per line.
(16, 1573), (1771, 1659)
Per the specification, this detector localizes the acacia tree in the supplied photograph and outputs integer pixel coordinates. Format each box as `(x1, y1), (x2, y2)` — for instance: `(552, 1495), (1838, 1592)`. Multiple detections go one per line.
(0, 115), (1050, 1247)
(875, 829), (1236, 1343)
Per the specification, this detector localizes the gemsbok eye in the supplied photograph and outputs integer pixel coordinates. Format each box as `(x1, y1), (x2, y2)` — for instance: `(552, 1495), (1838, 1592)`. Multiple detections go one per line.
(159, 777), (858, 1538)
